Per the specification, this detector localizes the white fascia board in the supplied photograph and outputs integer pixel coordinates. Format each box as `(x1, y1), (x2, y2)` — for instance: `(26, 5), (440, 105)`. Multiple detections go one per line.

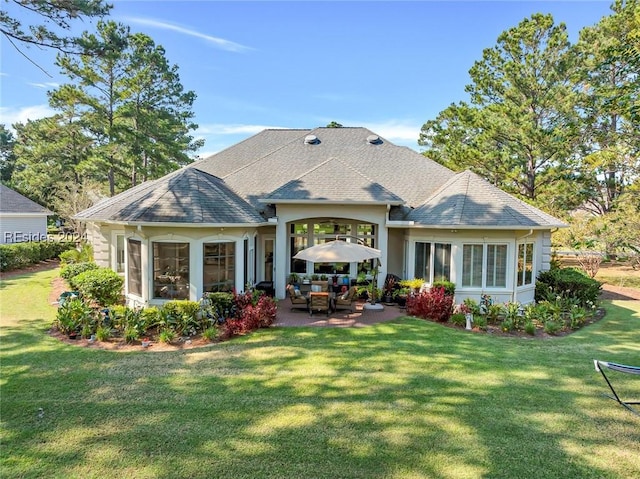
(77, 220), (270, 228)
(0, 212), (51, 217)
(258, 199), (404, 206)
(400, 224), (563, 230)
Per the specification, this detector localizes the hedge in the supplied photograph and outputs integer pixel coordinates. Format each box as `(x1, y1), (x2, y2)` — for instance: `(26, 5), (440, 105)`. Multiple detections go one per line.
(70, 267), (124, 307)
(0, 241), (75, 272)
(60, 262), (99, 282)
(535, 267), (602, 306)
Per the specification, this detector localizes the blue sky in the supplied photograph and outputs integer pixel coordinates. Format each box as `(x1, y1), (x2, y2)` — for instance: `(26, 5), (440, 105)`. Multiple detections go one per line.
(0, 0), (614, 157)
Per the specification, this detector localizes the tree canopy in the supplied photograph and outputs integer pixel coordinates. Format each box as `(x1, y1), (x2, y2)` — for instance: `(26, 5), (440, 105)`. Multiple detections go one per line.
(419, 1), (640, 256)
(7, 19), (201, 224)
(1, 0), (111, 73)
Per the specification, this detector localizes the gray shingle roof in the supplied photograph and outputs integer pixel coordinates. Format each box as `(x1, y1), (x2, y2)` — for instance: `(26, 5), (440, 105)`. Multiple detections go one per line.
(76, 127), (565, 229)
(0, 185), (52, 214)
(76, 168), (265, 224)
(407, 170), (567, 228)
(263, 157), (404, 204)
(197, 127), (455, 209)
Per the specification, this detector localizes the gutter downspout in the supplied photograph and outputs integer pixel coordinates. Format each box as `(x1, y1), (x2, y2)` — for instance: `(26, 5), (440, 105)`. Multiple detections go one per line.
(513, 229), (534, 304)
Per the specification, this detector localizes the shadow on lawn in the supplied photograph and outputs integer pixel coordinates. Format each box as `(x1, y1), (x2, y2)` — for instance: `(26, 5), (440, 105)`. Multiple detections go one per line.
(1, 303), (639, 478)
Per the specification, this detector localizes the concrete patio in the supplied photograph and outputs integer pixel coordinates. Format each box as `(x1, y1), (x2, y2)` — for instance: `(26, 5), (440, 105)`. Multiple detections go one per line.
(274, 300), (406, 327)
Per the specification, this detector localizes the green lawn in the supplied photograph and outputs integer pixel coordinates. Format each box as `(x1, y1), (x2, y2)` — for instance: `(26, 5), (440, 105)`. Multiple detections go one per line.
(1, 268), (639, 479)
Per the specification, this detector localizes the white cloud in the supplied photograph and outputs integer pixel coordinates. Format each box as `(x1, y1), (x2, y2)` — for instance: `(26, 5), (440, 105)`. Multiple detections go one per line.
(351, 120), (421, 148)
(28, 82), (60, 90)
(123, 17), (252, 52)
(196, 123), (287, 136)
(0, 104), (55, 127)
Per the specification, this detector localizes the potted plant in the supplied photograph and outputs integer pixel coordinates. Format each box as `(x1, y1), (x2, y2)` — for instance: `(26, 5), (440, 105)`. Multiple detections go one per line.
(394, 287), (411, 308)
(382, 275), (397, 304)
(288, 272), (300, 286)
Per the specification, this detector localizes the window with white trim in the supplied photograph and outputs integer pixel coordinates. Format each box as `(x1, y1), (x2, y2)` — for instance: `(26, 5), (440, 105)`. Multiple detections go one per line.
(415, 242), (451, 282)
(127, 239), (142, 296)
(517, 242), (534, 287)
(203, 242), (235, 293)
(115, 234), (125, 273)
(153, 242), (190, 299)
(462, 243), (507, 288)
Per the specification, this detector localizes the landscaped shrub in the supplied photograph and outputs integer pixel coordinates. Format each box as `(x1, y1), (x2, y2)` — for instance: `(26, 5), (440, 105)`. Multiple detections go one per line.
(59, 243), (93, 265)
(432, 280), (455, 297)
(406, 286), (454, 322)
(473, 315), (487, 331)
(161, 300), (202, 335)
(535, 268), (601, 306)
(70, 267), (124, 307)
(450, 313), (467, 327)
(55, 297), (93, 336)
(0, 241), (75, 272)
(60, 262), (99, 282)
(524, 321), (536, 336)
(221, 291), (278, 340)
(201, 292), (235, 323)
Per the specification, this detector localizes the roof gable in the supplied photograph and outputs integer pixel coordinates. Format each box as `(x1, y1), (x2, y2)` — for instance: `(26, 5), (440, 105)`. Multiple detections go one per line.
(0, 185), (52, 215)
(76, 168), (265, 224)
(408, 170), (567, 228)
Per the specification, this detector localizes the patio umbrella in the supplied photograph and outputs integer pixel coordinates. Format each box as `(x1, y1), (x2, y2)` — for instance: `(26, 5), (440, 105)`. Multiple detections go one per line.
(293, 240), (383, 305)
(293, 240), (381, 263)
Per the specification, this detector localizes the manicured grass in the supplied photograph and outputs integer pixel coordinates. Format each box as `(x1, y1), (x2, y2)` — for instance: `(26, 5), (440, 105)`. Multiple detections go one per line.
(1, 268), (639, 479)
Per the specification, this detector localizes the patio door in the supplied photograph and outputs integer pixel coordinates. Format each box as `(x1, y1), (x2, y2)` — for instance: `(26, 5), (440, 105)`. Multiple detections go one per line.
(263, 237), (274, 282)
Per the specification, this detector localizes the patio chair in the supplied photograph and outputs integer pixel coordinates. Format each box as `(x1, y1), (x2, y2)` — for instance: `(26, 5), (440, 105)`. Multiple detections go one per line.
(593, 359), (640, 415)
(334, 286), (358, 313)
(287, 284), (308, 312)
(309, 292), (330, 317)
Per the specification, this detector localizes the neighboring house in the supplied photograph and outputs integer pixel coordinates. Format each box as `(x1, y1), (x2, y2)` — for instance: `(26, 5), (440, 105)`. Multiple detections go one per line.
(76, 127), (566, 307)
(0, 184), (53, 244)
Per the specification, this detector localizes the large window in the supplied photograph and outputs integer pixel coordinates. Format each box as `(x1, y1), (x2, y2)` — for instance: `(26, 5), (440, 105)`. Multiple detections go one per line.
(462, 243), (507, 288)
(289, 221), (376, 276)
(153, 242), (189, 299)
(127, 239), (142, 296)
(517, 242), (534, 287)
(415, 242), (451, 282)
(204, 242), (235, 293)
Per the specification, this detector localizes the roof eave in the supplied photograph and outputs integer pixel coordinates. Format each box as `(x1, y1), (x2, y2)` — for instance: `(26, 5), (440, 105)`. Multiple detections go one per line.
(258, 199), (404, 206)
(75, 219), (270, 228)
(389, 223), (567, 230)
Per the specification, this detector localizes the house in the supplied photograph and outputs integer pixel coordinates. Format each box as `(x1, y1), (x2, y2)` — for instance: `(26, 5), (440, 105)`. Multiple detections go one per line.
(0, 184), (53, 244)
(76, 127), (566, 307)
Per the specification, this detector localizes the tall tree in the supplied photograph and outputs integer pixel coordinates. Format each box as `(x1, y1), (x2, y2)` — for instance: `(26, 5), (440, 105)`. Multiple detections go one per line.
(120, 33), (202, 185)
(11, 112), (93, 208)
(571, 0), (640, 215)
(0, 0), (111, 72)
(0, 125), (16, 183)
(54, 20), (130, 196)
(419, 14), (579, 207)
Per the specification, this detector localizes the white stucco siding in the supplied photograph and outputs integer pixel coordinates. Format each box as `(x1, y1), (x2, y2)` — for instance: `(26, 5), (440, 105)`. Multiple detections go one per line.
(404, 229), (548, 305)
(0, 215), (48, 243)
(85, 223), (112, 267)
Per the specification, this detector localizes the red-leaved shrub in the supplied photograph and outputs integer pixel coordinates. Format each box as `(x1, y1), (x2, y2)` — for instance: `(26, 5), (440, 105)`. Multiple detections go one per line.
(406, 286), (453, 322)
(221, 291), (277, 340)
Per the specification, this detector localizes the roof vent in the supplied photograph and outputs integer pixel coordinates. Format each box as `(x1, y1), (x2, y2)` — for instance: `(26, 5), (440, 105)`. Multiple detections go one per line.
(304, 134), (318, 145)
(367, 134), (381, 144)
